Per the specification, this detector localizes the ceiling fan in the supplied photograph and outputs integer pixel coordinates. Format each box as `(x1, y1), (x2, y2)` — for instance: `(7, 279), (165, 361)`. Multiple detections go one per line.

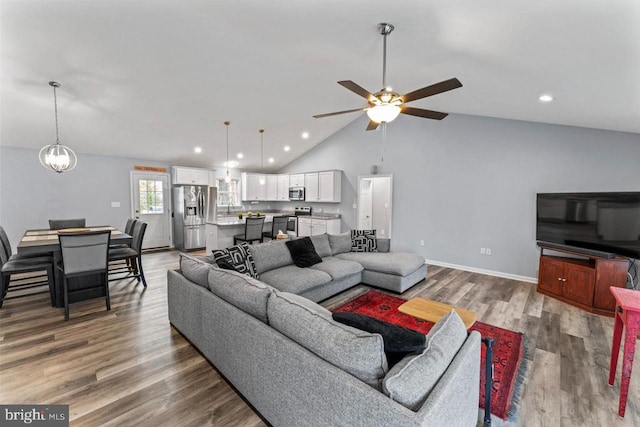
(314, 23), (462, 131)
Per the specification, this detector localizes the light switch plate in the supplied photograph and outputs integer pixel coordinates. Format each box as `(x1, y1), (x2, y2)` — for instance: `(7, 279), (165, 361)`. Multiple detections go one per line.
(111, 202), (121, 208)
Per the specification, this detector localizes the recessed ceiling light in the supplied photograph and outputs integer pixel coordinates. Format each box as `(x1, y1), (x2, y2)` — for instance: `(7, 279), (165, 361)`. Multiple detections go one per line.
(237, 153), (244, 159)
(194, 146), (202, 153)
(284, 146), (290, 152)
(268, 157), (274, 163)
(539, 94), (554, 103)
(224, 160), (239, 168)
(301, 132), (309, 139)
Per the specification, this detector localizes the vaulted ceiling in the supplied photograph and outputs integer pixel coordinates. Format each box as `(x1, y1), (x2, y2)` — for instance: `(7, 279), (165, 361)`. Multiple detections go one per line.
(2, 0), (639, 172)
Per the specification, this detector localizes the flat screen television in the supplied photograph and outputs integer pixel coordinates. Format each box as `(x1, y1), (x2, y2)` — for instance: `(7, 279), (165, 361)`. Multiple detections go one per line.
(536, 192), (640, 259)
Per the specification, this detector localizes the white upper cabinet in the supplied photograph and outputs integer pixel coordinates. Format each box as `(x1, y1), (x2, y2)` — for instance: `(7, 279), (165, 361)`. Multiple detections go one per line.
(289, 173), (305, 187)
(304, 173), (319, 202)
(172, 166), (211, 186)
(265, 175), (278, 201)
(303, 170), (341, 203)
(241, 173), (266, 201)
(277, 174), (290, 201)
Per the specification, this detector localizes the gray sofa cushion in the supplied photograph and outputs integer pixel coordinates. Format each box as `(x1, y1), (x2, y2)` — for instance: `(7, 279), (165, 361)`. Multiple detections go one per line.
(250, 240), (294, 274)
(180, 254), (215, 288)
(328, 232), (352, 255)
(207, 266), (274, 323)
(382, 310), (468, 410)
(259, 265), (331, 294)
(309, 234), (332, 258)
(335, 252), (425, 276)
(268, 291), (388, 388)
(310, 256), (363, 281)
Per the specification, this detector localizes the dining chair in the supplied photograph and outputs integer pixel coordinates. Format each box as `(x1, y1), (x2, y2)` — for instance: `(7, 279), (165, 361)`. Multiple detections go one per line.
(262, 216), (291, 241)
(49, 218), (86, 230)
(0, 226), (55, 308)
(0, 239), (55, 308)
(109, 219), (137, 274)
(234, 216), (266, 245)
(57, 230), (111, 320)
(108, 221), (148, 287)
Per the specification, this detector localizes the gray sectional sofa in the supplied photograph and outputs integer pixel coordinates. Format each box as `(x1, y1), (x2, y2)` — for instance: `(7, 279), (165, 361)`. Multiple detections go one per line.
(251, 233), (427, 302)
(167, 233), (481, 427)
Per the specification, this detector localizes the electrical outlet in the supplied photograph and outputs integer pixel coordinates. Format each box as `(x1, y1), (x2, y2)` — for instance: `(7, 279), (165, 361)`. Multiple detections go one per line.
(480, 248), (486, 255)
(420, 240), (425, 246)
(380, 229), (385, 236)
(337, 208), (340, 213)
(486, 248), (492, 256)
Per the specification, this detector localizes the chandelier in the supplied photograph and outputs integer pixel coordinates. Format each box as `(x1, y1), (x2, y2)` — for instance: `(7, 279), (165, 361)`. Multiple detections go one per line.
(38, 81), (77, 173)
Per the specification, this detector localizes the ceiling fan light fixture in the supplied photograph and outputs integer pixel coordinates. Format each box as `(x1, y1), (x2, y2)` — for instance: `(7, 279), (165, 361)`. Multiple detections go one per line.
(367, 104), (401, 124)
(39, 81), (77, 173)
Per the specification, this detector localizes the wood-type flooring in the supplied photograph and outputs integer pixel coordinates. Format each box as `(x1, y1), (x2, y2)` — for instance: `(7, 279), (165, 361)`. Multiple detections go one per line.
(1, 249), (639, 426)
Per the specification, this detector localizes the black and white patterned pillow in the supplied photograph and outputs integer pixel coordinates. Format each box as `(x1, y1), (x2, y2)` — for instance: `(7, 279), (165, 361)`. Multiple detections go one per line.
(212, 242), (259, 279)
(351, 230), (377, 252)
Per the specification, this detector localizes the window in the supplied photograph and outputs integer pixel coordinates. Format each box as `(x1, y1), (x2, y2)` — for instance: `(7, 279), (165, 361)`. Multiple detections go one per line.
(139, 179), (164, 214)
(217, 179), (240, 207)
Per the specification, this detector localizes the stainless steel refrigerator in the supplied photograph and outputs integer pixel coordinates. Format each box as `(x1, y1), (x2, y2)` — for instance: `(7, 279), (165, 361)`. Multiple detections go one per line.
(173, 185), (217, 250)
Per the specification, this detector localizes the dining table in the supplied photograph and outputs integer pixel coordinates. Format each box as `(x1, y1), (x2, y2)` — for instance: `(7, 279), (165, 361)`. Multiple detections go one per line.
(16, 226), (132, 307)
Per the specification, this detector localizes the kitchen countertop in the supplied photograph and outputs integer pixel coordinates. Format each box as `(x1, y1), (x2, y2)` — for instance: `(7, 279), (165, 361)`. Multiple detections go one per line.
(207, 212), (340, 226)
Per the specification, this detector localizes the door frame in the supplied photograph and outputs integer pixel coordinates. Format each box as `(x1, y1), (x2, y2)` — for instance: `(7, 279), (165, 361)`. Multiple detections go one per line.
(129, 171), (174, 248)
(356, 174), (393, 239)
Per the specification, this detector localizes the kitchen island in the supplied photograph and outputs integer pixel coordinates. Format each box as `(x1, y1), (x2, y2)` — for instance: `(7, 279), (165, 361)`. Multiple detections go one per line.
(205, 213), (341, 253)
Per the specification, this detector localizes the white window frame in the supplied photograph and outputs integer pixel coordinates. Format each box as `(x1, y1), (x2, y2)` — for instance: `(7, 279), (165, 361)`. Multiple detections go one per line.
(217, 178), (241, 207)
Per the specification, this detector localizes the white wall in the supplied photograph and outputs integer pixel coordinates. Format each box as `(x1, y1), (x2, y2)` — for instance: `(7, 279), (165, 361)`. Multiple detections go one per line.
(0, 146), (169, 252)
(281, 113), (640, 279)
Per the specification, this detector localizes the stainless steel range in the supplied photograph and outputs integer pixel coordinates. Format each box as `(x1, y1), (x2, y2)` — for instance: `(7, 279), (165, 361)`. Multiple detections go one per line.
(288, 206), (312, 236)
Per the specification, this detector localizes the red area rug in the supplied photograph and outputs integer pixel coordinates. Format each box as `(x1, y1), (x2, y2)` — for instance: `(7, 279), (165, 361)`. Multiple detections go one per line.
(333, 290), (527, 420)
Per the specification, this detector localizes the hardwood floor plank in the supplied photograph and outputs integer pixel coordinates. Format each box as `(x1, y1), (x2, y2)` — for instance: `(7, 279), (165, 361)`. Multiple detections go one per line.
(2, 250), (640, 425)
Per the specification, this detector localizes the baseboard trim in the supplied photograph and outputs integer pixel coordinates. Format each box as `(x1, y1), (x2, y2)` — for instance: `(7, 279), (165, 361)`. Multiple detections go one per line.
(424, 259), (538, 284)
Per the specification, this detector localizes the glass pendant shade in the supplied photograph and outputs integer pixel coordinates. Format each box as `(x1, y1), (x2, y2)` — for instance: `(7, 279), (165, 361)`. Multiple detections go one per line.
(224, 171), (231, 183)
(259, 175), (266, 185)
(40, 81), (77, 173)
(367, 104), (401, 124)
(39, 143), (77, 173)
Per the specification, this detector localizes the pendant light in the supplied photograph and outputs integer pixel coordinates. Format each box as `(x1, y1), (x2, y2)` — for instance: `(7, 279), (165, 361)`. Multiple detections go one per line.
(39, 81), (77, 173)
(259, 129), (266, 185)
(224, 121), (231, 183)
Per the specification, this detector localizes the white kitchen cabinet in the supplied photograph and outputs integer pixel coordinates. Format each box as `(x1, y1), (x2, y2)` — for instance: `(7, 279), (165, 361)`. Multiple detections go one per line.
(289, 173), (305, 187)
(304, 173), (319, 202)
(303, 170), (341, 203)
(277, 174), (290, 201)
(265, 175), (278, 201)
(297, 217), (313, 237)
(172, 166), (210, 186)
(297, 217), (340, 236)
(241, 172), (266, 201)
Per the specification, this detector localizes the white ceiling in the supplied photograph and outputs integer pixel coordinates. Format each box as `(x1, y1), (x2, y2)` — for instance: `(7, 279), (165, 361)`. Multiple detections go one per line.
(2, 0), (639, 172)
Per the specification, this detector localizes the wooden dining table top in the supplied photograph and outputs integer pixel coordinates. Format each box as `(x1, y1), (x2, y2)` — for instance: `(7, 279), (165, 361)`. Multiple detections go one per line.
(17, 226), (132, 254)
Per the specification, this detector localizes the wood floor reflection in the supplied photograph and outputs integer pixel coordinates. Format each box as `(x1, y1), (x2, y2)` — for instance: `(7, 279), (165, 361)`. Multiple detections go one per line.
(1, 250), (639, 426)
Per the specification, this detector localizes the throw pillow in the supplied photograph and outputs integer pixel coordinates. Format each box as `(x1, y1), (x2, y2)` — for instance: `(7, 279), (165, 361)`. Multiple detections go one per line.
(285, 236), (323, 268)
(351, 229), (377, 252)
(332, 312), (426, 366)
(328, 232), (352, 255)
(212, 242), (259, 279)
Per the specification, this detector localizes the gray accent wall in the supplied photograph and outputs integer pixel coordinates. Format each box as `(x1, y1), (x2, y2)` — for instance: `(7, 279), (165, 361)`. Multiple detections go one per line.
(0, 146), (169, 252)
(281, 113), (640, 279)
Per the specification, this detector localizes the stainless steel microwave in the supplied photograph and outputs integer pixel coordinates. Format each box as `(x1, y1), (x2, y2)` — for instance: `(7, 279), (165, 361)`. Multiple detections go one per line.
(289, 187), (305, 201)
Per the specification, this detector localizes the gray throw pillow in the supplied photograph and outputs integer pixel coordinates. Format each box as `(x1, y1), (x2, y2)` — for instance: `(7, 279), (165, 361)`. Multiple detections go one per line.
(328, 232), (352, 255)
(382, 310), (468, 410)
(180, 254), (215, 288)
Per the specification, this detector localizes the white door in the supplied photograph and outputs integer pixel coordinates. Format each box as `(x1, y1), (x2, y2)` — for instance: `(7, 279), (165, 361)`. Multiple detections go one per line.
(358, 179), (373, 230)
(131, 172), (172, 249)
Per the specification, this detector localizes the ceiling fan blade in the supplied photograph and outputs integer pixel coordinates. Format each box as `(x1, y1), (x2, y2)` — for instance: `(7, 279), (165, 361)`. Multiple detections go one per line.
(313, 108), (366, 118)
(366, 120), (379, 131)
(401, 78), (462, 103)
(401, 106), (448, 120)
(338, 81), (375, 101)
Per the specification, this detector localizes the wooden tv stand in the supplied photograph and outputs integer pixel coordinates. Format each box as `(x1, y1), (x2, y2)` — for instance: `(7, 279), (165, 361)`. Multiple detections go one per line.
(537, 245), (629, 316)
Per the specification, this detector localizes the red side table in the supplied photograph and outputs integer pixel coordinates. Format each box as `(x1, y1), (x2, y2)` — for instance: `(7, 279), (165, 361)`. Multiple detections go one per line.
(608, 286), (640, 417)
